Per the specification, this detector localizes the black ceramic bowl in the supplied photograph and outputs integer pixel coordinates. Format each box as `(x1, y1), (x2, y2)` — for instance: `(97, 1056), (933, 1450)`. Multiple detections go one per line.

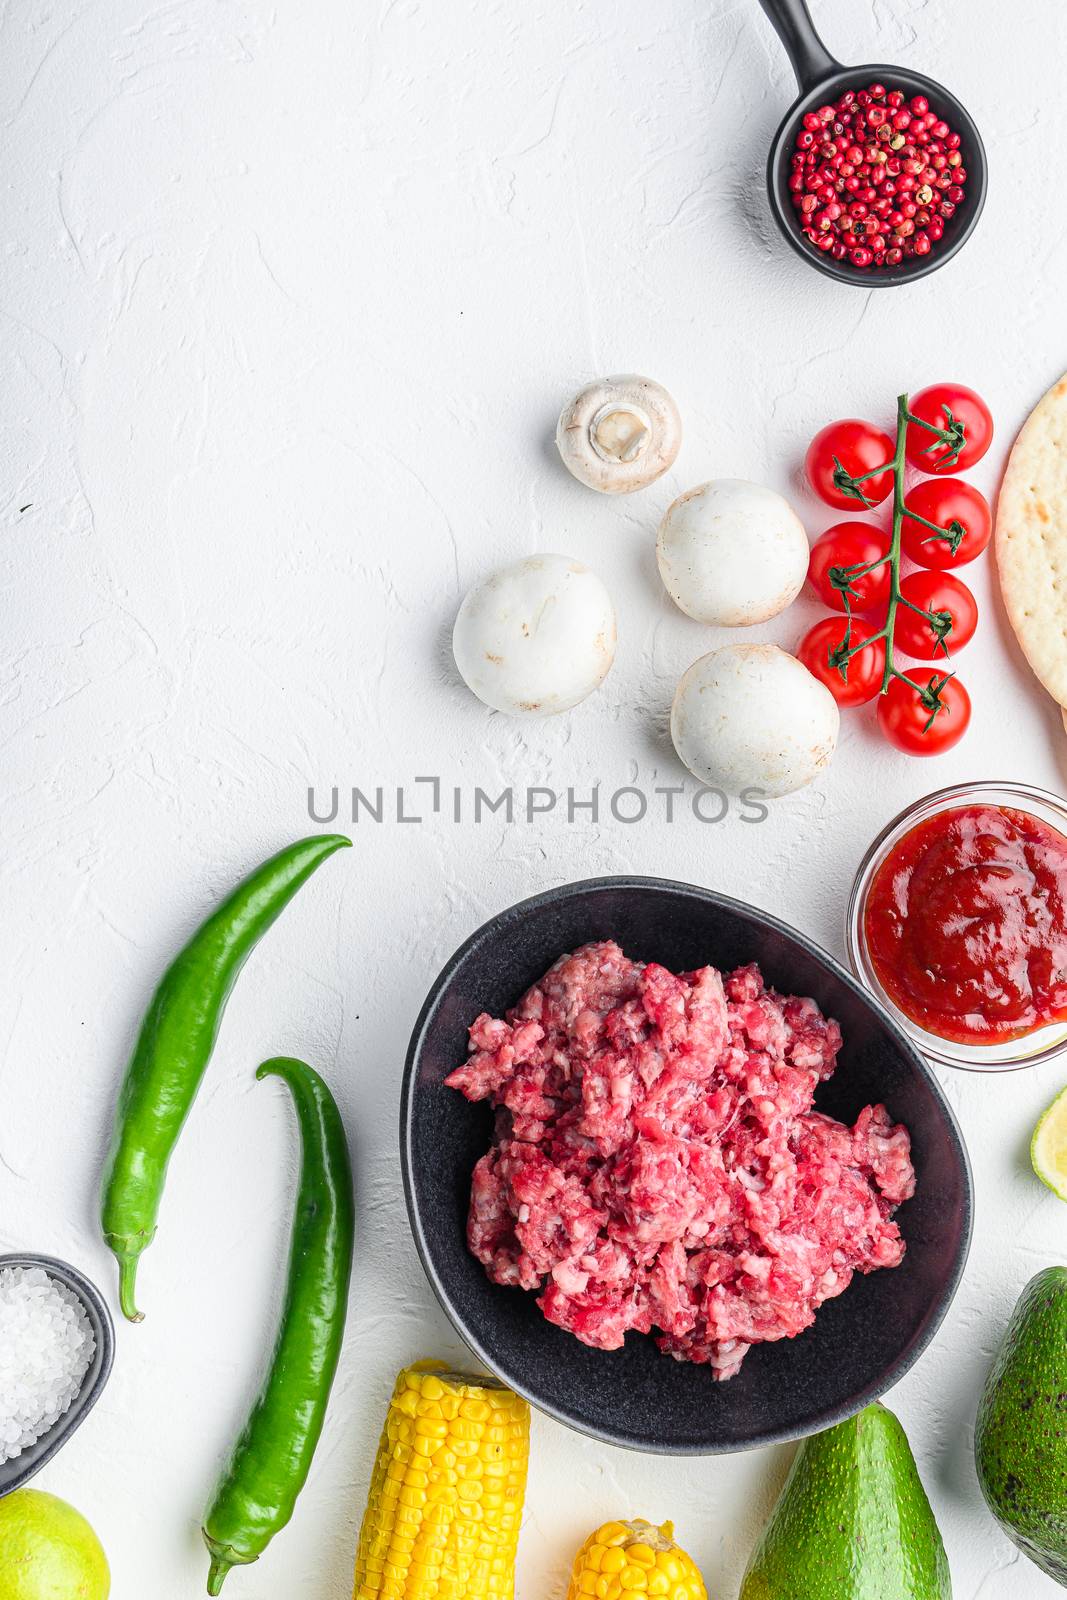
(759, 0), (987, 287)
(0, 1254), (115, 1497)
(401, 877), (973, 1454)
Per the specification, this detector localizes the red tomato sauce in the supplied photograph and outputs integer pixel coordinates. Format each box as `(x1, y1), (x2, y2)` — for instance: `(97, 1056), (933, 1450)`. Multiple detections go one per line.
(865, 804), (1067, 1045)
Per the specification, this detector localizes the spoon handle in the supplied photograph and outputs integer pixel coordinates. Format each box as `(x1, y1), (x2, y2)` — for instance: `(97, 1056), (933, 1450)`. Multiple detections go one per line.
(757, 0), (842, 96)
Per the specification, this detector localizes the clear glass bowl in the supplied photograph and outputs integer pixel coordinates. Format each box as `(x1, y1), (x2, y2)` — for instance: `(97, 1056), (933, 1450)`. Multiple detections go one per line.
(847, 780), (1067, 1072)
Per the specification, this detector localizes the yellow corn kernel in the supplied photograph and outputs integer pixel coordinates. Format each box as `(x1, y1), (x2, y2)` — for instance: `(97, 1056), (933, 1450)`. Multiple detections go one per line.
(353, 1364), (530, 1599)
(566, 1519), (708, 1600)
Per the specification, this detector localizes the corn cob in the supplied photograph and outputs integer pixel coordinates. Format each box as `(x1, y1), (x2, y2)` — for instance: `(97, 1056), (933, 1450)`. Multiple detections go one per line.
(353, 1362), (529, 1599)
(567, 1519), (708, 1600)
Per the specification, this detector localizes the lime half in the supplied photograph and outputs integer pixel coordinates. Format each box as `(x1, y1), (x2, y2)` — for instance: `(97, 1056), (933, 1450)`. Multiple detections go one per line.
(1032, 1084), (1067, 1199)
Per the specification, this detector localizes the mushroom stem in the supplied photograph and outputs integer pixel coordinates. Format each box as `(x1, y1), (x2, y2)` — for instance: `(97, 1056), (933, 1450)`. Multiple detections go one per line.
(555, 375), (681, 494)
(589, 403), (652, 465)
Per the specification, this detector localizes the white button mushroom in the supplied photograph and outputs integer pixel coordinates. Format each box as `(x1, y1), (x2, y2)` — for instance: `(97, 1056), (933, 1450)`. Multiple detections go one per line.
(556, 375), (682, 494)
(657, 479), (809, 626)
(671, 643), (839, 797)
(453, 554), (616, 715)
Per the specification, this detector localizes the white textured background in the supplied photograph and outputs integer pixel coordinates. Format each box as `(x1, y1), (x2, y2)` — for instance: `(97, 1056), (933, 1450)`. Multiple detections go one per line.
(3, 0), (1067, 1594)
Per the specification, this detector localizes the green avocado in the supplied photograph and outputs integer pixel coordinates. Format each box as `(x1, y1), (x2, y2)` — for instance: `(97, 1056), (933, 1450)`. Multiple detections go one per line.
(975, 1266), (1067, 1585)
(740, 1402), (951, 1599)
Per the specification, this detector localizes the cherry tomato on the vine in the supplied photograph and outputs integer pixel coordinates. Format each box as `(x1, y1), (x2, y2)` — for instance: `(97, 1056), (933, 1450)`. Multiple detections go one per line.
(796, 618), (886, 707)
(905, 383), (993, 473)
(901, 477), (992, 568)
(895, 571), (978, 659)
(805, 419), (895, 510)
(807, 522), (892, 615)
(877, 671), (972, 755)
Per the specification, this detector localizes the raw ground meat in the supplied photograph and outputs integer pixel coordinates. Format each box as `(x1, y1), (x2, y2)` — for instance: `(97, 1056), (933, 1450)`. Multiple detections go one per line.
(445, 940), (915, 1380)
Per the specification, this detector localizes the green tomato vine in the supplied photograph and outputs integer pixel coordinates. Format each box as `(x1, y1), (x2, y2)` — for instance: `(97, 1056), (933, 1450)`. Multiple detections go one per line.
(824, 392), (967, 733)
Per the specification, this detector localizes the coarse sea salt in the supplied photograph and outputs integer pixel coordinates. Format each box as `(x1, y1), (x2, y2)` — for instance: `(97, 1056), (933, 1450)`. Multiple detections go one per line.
(0, 1265), (96, 1461)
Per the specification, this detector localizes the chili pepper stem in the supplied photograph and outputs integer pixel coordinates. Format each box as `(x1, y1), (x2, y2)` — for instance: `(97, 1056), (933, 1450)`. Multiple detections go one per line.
(206, 1553), (233, 1596)
(118, 1255), (145, 1324)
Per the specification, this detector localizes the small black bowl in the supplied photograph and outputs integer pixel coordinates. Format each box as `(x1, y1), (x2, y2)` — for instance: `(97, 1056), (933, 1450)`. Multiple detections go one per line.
(0, 1254), (115, 1497)
(401, 876), (973, 1454)
(759, 0), (987, 286)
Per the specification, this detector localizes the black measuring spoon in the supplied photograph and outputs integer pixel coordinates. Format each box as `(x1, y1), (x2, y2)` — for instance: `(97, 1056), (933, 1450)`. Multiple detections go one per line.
(759, 0), (987, 286)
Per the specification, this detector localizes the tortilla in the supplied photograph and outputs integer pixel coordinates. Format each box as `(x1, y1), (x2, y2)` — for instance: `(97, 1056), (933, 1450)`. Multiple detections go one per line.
(997, 373), (1067, 707)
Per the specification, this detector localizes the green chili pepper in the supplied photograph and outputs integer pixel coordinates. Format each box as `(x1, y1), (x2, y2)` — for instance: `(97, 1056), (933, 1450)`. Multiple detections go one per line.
(100, 834), (350, 1322)
(203, 1056), (355, 1595)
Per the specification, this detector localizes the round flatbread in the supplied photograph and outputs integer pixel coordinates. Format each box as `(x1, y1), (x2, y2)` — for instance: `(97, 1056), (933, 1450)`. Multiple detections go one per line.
(997, 373), (1067, 706)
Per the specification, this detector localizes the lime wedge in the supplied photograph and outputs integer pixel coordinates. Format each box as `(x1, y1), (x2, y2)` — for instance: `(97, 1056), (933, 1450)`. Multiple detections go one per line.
(1032, 1084), (1067, 1199)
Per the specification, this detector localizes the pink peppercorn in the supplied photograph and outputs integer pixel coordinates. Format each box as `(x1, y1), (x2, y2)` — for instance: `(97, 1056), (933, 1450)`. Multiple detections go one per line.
(787, 81), (966, 270)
